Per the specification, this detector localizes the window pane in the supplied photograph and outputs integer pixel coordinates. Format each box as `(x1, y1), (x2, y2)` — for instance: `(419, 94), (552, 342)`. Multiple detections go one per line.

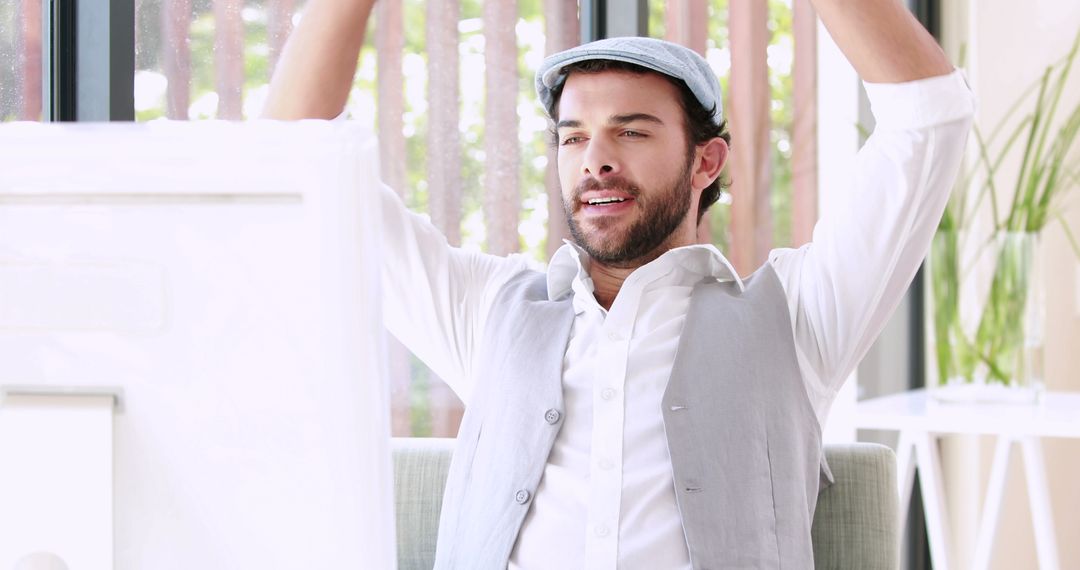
(0, 0), (44, 122)
(650, 0), (805, 262)
(134, 0), (306, 121)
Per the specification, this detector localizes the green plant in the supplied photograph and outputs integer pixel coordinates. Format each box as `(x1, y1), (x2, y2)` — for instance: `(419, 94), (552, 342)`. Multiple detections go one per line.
(932, 30), (1080, 388)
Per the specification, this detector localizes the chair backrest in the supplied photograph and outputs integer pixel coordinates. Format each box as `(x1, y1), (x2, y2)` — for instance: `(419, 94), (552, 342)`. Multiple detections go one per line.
(391, 438), (897, 570)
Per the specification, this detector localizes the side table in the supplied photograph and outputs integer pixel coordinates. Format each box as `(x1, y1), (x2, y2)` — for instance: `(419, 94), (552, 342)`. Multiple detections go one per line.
(854, 389), (1080, 570)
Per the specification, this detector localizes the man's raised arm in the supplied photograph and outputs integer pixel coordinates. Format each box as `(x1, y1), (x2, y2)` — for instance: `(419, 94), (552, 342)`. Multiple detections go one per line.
(768, 0), (975, 424)
(262, 0), (375, 119)
(259, 0), (531, 405)
(810, 0), (953, 82)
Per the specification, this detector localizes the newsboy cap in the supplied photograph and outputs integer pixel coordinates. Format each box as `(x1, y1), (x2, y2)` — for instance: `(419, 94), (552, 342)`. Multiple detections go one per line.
(535, 36), (723, 126)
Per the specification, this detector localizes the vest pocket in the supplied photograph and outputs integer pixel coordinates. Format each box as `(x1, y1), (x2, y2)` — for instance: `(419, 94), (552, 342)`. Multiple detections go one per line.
(666, 410), (780, 568)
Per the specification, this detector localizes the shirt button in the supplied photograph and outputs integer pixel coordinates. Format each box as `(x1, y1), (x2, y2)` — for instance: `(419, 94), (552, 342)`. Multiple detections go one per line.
(606, 330), (623, 342)
(598, 459), (614, 470)
(544, 408), (561, 424)
(600, 387), (616, 401)
(515, 489), (531, 504)
(594, 524), (610, 537)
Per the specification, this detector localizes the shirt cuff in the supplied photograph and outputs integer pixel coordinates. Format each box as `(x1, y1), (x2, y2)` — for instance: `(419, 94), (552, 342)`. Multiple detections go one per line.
(863, 68), (976, 130)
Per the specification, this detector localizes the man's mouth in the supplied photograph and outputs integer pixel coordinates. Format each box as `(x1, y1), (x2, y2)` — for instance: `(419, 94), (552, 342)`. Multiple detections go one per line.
(579, 192), (636, 216)
(587, 196), (629, 205)
(573, 178), (640, 216)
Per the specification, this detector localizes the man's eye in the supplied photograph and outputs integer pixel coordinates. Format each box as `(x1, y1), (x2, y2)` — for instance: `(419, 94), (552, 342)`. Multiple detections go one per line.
(622, 130), (645, 138)
(560, 136), (583, 145)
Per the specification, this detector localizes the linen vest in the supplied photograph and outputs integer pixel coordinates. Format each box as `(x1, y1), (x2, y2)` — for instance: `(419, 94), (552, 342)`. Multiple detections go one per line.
(433, 264), (832, 569)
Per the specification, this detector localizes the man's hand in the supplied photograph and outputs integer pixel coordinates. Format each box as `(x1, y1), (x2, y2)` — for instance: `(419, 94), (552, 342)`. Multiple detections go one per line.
(810, 0), (953, 83)
(262, 0), (377, 120)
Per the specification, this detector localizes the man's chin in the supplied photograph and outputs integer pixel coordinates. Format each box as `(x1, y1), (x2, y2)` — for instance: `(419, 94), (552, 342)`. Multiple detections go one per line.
(575, 225), (629, 252)
(574, 210), (634, 233)
(574, 234), (640, 266)
(566, 212), (662, 267)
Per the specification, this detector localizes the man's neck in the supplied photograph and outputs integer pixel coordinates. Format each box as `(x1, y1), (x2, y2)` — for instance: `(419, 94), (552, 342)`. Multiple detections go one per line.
(586, 244), (673, 310)
(588, 262), (636, 311)
(580, 222), (700, 310)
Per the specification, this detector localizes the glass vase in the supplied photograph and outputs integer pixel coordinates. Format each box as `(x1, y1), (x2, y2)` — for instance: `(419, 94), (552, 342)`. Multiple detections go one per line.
(926, 231), (1045, 404)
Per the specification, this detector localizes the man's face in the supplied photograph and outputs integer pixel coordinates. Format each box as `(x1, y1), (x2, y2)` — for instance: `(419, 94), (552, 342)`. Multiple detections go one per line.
(555, 70), (700, 268)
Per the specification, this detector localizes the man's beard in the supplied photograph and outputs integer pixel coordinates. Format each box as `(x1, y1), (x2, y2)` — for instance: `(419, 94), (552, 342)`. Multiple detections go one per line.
(564, 155), (694, 269)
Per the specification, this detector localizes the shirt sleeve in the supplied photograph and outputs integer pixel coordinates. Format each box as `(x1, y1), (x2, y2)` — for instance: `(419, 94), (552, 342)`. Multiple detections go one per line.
(768, 69), (976, 425)
(377, 182), (531, 405)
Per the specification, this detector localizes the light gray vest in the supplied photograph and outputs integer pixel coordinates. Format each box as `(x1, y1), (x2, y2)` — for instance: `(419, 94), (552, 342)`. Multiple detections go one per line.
(434, 264), (832, 569)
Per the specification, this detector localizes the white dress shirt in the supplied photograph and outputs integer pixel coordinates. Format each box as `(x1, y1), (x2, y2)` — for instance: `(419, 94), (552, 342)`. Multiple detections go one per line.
(378, 70), (975, 570)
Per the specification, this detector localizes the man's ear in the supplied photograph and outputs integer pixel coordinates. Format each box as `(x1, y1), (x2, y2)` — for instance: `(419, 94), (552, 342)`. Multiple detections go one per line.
(692, 137), (729, 191)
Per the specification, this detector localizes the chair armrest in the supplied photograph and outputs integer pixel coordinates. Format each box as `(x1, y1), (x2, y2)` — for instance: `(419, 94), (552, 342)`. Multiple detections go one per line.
(392, 437), (455, 570)
(812, 443), (899, 570)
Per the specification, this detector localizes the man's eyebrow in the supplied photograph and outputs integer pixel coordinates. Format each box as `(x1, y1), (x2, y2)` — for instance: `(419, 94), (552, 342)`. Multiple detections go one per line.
(610, 113), (665, 126)
(555, 114), (665, 131)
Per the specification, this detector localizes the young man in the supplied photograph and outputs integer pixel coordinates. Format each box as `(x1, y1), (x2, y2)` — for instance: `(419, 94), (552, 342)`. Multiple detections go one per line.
(265, 1), (974, 567)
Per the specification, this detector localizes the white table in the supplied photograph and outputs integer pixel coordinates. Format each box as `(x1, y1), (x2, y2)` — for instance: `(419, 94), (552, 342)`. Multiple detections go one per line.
(854, 389), (1080, 570)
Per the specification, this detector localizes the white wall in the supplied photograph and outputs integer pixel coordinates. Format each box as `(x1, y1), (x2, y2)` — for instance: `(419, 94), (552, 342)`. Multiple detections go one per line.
(941, 2), (1080, 568)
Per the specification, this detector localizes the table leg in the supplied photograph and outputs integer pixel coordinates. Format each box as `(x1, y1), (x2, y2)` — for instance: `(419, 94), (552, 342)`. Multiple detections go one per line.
(915, 431), (952, 570)
(1021, 437), (1060, 570)
(972, 435), (1014, 570)
(896, 430), (916, 526)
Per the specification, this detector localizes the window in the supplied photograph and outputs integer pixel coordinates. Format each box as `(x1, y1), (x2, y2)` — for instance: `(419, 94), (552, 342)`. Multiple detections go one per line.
(13, 0), (815, 440)
(0, 0), (44, 122)
(133, 0), (303, 120)
(650, 0), (818, 272)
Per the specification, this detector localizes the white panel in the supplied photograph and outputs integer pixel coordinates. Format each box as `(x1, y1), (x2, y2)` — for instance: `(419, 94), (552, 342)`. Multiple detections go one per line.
(0, 395), (114, 570)
(0, 262), (165, 332)
(0, 122), (396, 570)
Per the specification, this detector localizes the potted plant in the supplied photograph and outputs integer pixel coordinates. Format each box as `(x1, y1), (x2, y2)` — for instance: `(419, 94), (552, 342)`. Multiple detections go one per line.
(928, 31), (1080, 403)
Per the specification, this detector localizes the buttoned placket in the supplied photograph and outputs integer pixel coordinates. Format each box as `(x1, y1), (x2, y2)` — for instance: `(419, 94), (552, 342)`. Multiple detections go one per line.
(581, 265), (659, 569)
(535, 244), (739, 570)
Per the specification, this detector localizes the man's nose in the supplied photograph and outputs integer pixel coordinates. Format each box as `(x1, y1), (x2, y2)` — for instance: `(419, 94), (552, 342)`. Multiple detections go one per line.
(580, 137), (620, 178)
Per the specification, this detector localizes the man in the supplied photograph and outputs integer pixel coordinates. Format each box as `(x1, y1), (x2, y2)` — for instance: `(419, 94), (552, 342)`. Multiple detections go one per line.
(265, 1), (974, 568)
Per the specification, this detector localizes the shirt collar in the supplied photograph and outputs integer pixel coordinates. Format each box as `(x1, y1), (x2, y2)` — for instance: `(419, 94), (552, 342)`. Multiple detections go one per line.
(545, 239), (745, 302)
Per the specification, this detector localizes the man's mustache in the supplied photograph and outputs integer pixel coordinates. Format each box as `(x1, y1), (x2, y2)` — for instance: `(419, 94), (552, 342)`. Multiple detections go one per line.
(572, 176), (643, 202)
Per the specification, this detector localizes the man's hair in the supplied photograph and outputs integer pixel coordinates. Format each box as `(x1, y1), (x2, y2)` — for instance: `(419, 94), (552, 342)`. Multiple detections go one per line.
(548, 59), (732, 224)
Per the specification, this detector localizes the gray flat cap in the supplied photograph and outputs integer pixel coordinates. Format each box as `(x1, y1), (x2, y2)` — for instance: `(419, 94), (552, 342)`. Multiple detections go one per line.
(535, 36), (723, 126)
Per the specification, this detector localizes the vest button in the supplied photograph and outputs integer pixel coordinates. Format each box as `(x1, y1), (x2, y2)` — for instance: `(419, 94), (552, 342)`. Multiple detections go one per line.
(544, 408), (561, 424)
(514, 489), (531, 504)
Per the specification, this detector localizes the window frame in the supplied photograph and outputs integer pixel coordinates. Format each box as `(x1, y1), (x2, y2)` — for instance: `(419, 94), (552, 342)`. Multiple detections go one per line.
(43, 0), (133, 121)
(581, 0), (649, 40)
(42, 1), (656, 120)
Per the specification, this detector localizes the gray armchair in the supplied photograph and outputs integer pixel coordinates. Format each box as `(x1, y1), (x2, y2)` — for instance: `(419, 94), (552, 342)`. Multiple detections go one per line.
(392, 438), (898, 569)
